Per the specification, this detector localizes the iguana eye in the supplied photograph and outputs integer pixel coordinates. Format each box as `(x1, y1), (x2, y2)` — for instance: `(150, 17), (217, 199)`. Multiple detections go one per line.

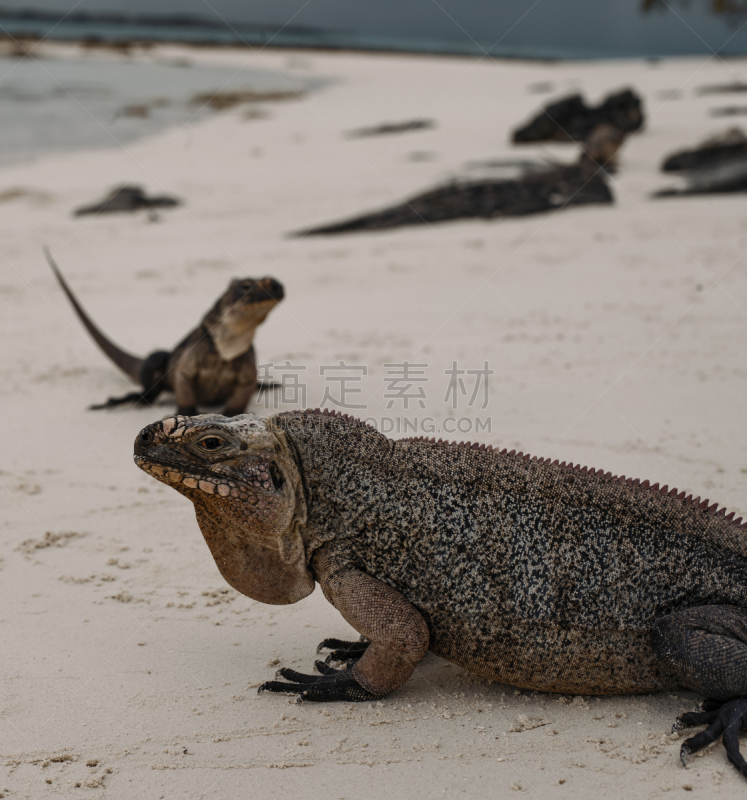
(199, 436), (224, 451)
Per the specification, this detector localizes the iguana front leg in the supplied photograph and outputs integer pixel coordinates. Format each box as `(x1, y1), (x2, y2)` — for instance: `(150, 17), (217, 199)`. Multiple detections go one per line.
(171, 372), (198, 417)
(222, 381), (255, 417)
(259, 562), (429, 702)
(653, 605), (747, 776)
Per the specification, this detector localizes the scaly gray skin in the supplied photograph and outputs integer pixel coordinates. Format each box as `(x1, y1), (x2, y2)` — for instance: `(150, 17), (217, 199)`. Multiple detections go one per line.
(45, 249), (283, 415)
(134, 410), (747, 777)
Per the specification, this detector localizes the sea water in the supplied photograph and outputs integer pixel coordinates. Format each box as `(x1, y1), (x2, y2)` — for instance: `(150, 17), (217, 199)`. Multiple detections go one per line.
(0, 51), (316, 167)
(1, 1), (746, 60)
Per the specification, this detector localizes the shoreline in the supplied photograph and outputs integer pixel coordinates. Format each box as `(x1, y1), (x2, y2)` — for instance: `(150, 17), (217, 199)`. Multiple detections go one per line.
(4, 30), (740, 64)
(0, 32), (572, 63)
(5, 34), (744, 70)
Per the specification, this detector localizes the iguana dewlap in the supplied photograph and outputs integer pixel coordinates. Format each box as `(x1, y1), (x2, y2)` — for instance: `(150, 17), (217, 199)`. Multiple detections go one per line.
(134, 410), (747, 777)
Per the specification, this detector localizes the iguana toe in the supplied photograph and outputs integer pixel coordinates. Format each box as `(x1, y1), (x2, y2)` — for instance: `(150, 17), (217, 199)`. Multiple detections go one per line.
(314, 660), (340, 675)
(316, 637), (370, 664)
(674, 709), (720, 732)
(295, 681), (377, 703)
(274, 667), (321, 683)
(258, 680), (306, 696)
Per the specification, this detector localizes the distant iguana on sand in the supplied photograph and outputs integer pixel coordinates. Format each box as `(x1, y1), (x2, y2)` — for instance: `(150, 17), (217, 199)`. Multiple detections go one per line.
(46, 249), (283, 415)
(134, 410), (747, 777)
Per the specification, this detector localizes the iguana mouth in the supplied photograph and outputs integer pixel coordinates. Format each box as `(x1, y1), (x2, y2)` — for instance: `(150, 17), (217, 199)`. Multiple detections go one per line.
(135, 455), (256, 499)
(134, 451), (281, 498)
(242, 278), (284, 304)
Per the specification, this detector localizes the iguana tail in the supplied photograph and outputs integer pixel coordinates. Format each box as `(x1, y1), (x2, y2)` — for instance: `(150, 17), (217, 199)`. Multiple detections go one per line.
(44, 247), (144, 383)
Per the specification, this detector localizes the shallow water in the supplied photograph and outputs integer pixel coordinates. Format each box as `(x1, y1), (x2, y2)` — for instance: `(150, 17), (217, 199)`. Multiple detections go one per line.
(0, 53), (315, 167)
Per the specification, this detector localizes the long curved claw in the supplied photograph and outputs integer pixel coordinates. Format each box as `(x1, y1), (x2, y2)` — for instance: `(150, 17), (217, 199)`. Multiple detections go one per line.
(316, 637), (370, 664)
(258, 667), (377, 703)
(316, 637), (370, 653)
(276, 667), (323, 684)
(259, 680), (308, 697)
(314, 660), (341, 676)
(676, 699), (747, 775)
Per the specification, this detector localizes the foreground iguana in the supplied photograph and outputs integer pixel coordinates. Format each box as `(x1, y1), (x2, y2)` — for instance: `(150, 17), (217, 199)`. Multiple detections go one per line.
(46, 249), (283, 415)
(134, 409), (747, 776)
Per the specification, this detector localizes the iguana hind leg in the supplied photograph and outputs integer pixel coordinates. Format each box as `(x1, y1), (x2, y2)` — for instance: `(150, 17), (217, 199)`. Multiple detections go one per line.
(90, 391), (150, 410)
(258, 563), (429, 702)
(653, 605), (747, 777)
(89, 350), (169, 411)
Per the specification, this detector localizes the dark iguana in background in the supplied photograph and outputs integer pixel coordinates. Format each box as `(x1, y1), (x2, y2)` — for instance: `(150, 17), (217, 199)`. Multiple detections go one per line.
(46, 249), (283, 416)
(134, 409), (747, 777)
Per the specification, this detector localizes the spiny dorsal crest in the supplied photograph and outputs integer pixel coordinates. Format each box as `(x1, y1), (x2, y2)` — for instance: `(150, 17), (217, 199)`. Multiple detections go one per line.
(272, 410), (745, 530)
(397, 434), (745, 529)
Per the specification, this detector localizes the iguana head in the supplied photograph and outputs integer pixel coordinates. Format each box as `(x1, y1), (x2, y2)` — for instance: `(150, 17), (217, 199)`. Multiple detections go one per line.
(134, 413), (313, 604)
(204, 277), (285, 361)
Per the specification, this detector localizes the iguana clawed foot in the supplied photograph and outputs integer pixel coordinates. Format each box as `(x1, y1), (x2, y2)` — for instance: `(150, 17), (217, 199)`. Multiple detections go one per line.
(258, 637), (374, 702)
(258, 660), (377, 703)
(90, 391), (154, 410)
(675, 698), (747, 777)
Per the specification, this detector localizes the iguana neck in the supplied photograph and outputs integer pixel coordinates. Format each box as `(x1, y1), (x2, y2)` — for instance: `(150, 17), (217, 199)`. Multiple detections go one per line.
(208, 318), (261, 361)
(272, 411), (393, 548)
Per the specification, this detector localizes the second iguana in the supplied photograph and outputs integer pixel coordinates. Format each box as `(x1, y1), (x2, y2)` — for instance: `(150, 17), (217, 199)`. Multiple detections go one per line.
(46, 249), (284, 415)
(134, 409), (747, 777)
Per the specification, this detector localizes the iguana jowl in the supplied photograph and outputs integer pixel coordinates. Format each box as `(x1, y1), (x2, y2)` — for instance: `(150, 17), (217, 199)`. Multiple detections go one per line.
(46, 249), (283, 415)
(134, 410), (747, 776)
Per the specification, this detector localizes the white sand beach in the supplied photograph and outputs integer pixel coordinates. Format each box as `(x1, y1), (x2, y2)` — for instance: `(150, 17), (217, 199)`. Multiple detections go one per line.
(2, 41), (747, 797)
